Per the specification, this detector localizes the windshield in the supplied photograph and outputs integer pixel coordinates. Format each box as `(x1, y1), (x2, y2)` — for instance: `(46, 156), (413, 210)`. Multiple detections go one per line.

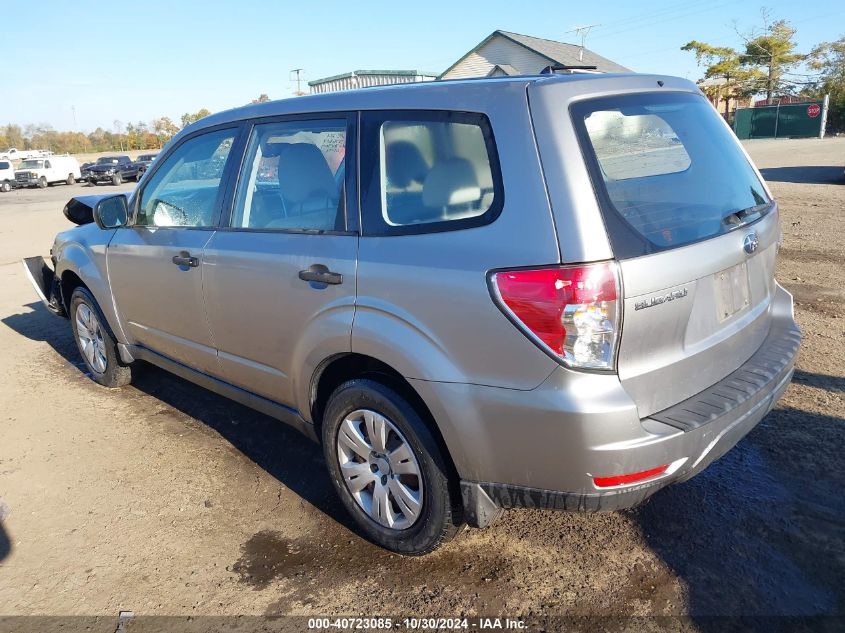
(97, 157), (120, 165)
(20, 160), (44, 169)
(572, 91), (771, 258)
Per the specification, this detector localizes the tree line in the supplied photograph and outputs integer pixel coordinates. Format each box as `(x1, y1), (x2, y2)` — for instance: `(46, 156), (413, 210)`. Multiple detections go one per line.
(682, 12), (845, 131)
(0, 95), (274, 156)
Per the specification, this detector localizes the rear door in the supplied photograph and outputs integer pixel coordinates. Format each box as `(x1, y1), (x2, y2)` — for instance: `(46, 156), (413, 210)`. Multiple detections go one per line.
(202, 115), (357, 409)
(108, 126), (241, 375)
(533, 84), (779, 417)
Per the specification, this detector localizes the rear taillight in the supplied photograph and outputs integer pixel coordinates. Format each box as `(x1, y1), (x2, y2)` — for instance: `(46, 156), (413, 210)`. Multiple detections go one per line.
(490, 262), (620, 370)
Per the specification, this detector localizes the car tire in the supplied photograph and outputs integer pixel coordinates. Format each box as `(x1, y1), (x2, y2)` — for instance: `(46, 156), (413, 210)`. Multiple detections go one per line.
(66, 173), (74, 185)
(89, 180), (98, 187)
(322, 378), (460, 555)
(69, 287), (132, 388)
(38, 176), (47, 188)
(0, 180), (10, 192)
(112, 173), (122, 186)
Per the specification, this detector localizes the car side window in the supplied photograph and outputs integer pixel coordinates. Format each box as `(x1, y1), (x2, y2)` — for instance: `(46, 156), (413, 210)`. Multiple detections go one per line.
(230, 119), (347, 231)
(360, 111), (503, 236)
(136, 128), (236, 228)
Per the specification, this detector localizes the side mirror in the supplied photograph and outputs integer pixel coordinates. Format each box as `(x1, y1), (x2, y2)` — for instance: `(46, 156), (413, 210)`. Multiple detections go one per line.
(93, 195), (129, 229)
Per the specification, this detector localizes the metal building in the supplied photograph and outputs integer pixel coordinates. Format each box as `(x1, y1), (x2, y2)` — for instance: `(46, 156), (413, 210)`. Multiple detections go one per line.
(309, 70), (438, 95)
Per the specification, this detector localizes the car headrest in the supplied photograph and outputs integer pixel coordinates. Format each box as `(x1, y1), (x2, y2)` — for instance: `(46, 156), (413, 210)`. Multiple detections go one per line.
(261, 141), (290, 158)
(422, 158), (481, 208)
(385, 141), (429, 188)
(277, 143), (336, 204)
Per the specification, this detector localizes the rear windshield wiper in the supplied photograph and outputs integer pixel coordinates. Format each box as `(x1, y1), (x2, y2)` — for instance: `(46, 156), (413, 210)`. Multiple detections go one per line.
(722, 203), (770, 228)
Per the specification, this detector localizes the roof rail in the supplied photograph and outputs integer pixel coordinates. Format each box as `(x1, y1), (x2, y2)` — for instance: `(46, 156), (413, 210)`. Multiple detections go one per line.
(539, 64), (600, 74)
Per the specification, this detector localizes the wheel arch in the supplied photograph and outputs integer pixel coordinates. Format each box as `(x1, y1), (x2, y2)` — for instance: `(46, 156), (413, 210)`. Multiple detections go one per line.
(56, 242), (128, 344)
(310, 352), (463, 514)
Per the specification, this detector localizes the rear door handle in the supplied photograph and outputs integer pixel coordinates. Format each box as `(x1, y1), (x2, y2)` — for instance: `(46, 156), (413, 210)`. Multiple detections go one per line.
(298, 264), (343, 285)
(172, 251), (199, 268)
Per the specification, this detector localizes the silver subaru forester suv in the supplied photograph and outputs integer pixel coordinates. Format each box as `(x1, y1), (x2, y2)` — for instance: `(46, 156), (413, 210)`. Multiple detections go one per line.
(24, 72), (800, 554)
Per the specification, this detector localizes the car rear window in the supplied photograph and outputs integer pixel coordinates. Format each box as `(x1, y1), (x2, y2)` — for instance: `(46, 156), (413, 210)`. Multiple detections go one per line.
(571, 92), (771, 258)
(360, 110), (503, 236)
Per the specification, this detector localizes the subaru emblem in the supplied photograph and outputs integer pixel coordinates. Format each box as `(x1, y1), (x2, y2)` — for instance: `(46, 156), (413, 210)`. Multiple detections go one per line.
(743, 232), (759, 255)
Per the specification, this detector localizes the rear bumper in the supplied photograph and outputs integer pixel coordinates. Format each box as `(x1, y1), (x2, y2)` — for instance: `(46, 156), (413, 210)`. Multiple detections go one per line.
(415, 284), (799, 526)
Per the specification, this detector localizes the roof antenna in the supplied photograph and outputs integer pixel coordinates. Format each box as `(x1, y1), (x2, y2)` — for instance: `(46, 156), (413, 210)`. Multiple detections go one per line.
(570, 24), (599, 61)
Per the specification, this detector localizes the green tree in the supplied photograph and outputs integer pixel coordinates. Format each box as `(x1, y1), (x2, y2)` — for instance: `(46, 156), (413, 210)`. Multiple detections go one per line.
(152, 117), (179, 146)
(2, 124), (24, 148)
(180, 108), (211, 128)
(681, 41), (762, 115)
(807, 36), (845, 132)
(739, 19), (804, 104)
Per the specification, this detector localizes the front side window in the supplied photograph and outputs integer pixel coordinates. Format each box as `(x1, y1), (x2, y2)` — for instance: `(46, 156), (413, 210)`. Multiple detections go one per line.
(361, 111), (502, 236)
(136, 128), (236, 227)
(230, 119), (347, 231)
(572, 92), (771, 257)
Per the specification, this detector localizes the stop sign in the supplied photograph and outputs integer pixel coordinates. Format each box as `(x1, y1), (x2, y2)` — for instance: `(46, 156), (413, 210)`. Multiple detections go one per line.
(808, 104), (821, 118)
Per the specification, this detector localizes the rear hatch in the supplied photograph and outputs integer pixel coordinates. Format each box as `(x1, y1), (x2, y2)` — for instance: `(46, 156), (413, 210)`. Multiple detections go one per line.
(531, 80), (779, 417)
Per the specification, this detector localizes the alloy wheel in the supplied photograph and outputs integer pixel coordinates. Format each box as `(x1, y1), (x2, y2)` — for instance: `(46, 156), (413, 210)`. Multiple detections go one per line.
(75, 303), (107, 374)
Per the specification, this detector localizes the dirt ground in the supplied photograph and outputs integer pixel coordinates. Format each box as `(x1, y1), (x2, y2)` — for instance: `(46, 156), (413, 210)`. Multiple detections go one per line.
(0, 138), (842, 629)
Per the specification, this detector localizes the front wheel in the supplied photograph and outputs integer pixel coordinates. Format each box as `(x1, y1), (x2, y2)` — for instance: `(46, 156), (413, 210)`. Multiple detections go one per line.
(70, 287), (132, 388)
(322, 379), (460, 555)
(38, 176), (47, 188)
(112, 173), (122, 186)
(0, 180), (10, 192)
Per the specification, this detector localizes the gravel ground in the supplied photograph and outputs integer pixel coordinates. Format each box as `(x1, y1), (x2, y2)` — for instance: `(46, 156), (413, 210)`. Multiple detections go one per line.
(0, 138), (842, 629)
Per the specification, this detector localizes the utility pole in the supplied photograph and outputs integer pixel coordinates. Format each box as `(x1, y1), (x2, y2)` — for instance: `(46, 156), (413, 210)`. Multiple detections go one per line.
(290, 68), (305, 96)
(570, 24), (599, 61)
(71, 105), (78, 131)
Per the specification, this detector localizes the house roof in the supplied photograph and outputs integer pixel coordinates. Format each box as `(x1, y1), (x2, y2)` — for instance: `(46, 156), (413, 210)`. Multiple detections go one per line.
(440, 29), (630, 78)
(487, 63), (520, 76)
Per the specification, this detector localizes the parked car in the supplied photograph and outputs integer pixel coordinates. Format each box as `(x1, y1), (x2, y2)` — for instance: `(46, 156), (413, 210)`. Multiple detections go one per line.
(0, 159), (16, 192)
(134, 153), (158, 179)
(86, 155), (139, 186)
(14, 156), (81, 188)
(23, 73), (800, 555)
(0, 147), (49, 161)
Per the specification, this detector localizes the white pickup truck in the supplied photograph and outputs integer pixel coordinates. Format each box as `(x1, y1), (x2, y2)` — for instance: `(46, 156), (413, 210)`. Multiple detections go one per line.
(0, 148), (50, 161)
(14, 156), (81, 188)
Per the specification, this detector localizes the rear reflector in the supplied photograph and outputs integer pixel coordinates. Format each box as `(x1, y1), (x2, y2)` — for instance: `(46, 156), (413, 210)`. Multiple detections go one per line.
(490, 262), (619, 370)
(593, 464), (669, 488)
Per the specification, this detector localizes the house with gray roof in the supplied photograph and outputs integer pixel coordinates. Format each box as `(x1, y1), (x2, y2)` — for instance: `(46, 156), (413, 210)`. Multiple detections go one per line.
(440, 30), (630, 79)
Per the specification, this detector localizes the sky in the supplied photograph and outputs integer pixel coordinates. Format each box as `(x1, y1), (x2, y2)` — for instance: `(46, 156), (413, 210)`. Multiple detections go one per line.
(1, 0), (842, 132)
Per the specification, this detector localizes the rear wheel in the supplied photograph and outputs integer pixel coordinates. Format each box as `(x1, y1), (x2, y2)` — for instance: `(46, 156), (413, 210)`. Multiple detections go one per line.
(69, 287), (132, 388)
(322, 379), (459, 555)
(66, 173), (74, 185)
(38, 176), (47, 188)
(112, 173), (122, 186)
